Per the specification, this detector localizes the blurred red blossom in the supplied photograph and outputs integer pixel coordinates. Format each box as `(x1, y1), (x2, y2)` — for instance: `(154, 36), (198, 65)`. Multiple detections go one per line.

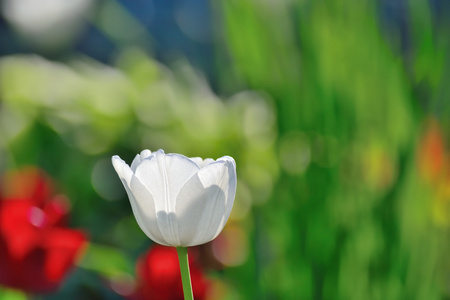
(128, 245), (210, 300)
(417, 119), (446, 183)
(0, 167), (87, 293)
(416, 120), (450, 227)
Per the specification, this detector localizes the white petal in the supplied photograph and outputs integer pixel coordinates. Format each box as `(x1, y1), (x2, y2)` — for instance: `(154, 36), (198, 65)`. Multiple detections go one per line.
(112, 155), (168, 245)
(140, 149), (152, 159)
(130, 149), (152, 172)
(112, 155), (128, 180)
(190, 157), (203, 167)
(128, 175), (169, 245)
(190, 157), (215, 168)
(216, 155), (236, 164)
(130, 154), (141, 173)
(175, 158), (236, 246)
(134, 149), (200, 246)
(203, 158), (215, 166)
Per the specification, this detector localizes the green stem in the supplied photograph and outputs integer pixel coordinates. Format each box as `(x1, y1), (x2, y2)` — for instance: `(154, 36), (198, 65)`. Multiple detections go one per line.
(176, 247), (194, 300)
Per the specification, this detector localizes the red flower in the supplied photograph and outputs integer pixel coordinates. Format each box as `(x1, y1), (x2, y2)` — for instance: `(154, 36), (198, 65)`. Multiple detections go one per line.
(129, 245), (209, 300)
(0, 167), (87, 293)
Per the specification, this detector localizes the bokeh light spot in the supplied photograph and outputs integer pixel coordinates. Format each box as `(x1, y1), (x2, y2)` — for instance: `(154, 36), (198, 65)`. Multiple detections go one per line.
(279, 131), (311, 175)
(212, 225), (249, 267)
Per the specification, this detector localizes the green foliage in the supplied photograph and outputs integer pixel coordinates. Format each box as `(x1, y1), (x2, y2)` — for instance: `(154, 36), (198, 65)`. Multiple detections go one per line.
(218, 0), (450, 299)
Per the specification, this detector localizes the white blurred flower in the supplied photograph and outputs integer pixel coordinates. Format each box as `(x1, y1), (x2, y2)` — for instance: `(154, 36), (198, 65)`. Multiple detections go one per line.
(2, 0), (92, 49)
(112, 149), (236, 247)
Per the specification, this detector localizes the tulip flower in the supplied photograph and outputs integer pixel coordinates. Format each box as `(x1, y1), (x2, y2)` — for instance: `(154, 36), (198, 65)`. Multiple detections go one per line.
(0, 168), (87, 293)
(112, 149), (236, 300)
(128, 245), (209, 300)
(112, 149), (236, 247)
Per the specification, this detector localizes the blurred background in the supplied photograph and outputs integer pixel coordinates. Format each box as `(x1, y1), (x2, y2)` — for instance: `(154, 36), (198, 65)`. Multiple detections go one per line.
(0, 0), (450, 299)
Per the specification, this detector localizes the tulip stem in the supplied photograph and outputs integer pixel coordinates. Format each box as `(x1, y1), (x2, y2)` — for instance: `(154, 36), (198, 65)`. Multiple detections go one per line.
(176, 246), (194, 300)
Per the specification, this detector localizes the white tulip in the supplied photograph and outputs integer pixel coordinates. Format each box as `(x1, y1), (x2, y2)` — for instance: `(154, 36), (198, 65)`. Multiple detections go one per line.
(112, 149), (236, 247)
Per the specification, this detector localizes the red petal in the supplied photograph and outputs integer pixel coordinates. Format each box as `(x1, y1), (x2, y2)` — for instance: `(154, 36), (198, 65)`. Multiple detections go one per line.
(42, 228), (87, 282)
(0, 200), (41, 260)
(43, 195), (70, 227)
(132, 246), (210, 300)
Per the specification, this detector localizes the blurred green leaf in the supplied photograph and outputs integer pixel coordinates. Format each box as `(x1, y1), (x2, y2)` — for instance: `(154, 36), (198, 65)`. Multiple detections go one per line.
(0, 288), (27, 300)
(78, 243), (134, 278)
